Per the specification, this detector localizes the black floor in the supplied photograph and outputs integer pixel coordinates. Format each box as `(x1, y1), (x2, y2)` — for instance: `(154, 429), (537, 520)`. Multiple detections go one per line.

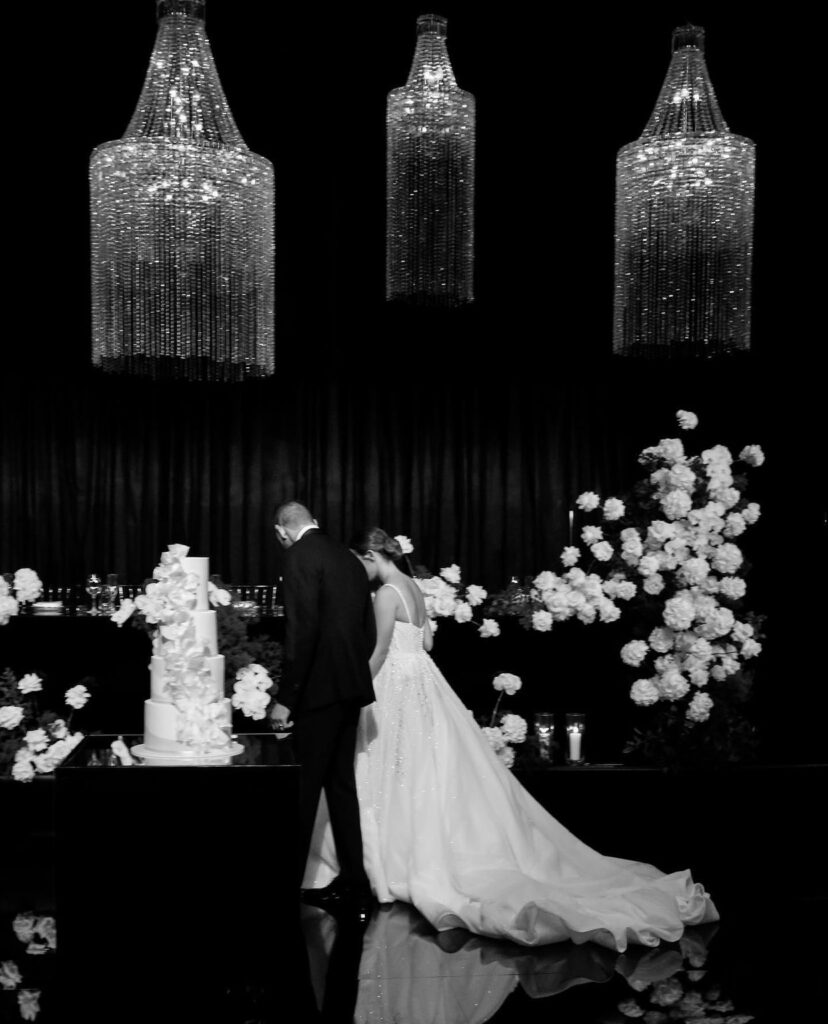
(1, 851), (823, 1023)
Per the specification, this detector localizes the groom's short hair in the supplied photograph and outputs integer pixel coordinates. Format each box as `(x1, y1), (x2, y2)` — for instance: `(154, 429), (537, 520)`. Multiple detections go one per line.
(274, 501), (314, 530)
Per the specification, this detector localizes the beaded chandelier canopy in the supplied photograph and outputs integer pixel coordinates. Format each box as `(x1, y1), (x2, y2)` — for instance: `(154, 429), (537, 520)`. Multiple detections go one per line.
(613, 25), (755, 358)
(90, 0), (275, 381)
(386, 14), (475, 306)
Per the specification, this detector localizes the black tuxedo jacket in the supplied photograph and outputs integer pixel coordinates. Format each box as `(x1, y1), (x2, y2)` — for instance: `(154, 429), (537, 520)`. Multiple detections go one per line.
(279, 529), (376, 714)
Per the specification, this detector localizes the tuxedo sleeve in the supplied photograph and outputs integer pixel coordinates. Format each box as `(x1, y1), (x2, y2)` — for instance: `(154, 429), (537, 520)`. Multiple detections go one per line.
(279, 549), (321, 711)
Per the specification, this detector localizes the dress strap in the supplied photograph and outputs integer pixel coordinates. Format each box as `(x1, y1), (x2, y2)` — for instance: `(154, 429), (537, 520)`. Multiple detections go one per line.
(383, 582), (413, 624)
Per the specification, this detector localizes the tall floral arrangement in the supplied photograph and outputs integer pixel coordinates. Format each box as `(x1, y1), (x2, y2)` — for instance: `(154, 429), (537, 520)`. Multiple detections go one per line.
(490, 411), (766, 767)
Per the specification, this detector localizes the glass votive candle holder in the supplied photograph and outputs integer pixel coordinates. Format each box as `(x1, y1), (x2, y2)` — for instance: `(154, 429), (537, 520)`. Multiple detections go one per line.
(533, 712), (555, 760)
(565, 712), (586, 765)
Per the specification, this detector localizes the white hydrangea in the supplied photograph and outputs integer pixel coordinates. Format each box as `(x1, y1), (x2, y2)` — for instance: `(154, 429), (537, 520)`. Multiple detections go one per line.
(621, 640), (648, 667)
(661, 490), (693, 521)
(603, 498), (626, 521)
(590, 541), (614, 562)
(500, 714), (528, 744)
(739, 445), (765, 466)
(575, 491), (600, 512)
(630, 679), (660, 706)
(686, 692), (714, 722)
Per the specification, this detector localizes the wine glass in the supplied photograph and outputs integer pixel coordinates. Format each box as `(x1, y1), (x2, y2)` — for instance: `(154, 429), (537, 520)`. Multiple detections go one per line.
(85, 573), (103, 615)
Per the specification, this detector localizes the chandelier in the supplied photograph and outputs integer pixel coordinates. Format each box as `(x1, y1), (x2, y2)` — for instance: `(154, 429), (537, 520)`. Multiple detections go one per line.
(90, 0), (275, 381)
(386, 14), (475, 306)
(613, 25), (755, 358)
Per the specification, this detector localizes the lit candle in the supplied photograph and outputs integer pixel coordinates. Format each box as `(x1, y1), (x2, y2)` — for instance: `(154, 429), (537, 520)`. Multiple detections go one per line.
(568, 727), (581, 762)
(568, 508), (574, 547)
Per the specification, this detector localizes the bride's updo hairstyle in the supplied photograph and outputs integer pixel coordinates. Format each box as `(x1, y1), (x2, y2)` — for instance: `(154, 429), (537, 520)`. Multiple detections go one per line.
(351, 527), (404, 564)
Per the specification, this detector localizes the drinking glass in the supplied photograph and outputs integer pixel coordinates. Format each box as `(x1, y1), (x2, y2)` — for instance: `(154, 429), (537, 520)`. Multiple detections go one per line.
(85, 573), (103, 615)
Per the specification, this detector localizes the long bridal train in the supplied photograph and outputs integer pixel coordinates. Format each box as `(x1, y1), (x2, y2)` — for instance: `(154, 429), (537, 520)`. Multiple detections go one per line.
(304, 609), (718, 951)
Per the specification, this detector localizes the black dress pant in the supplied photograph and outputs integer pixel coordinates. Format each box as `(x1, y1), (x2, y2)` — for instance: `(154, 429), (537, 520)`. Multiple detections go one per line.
(293, 699), (370, 890)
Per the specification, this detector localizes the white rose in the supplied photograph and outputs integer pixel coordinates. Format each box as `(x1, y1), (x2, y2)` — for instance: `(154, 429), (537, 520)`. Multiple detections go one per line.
(637, 555), (660, 577)
(603, 498), (626, 521)
(64, 685), (91, 710)
(24, 729), (49, 753)
(11, 758), (35, 782)
(560, 546), (580, 567)
(477, 618), (501, 638)
(465, 584), (487, 607)
(434, 593), (458, 617)
(630, 679), (660, 706)
(453, 602), (473, 623)
(597, 599), (621, 623)
(531, 609), (553, 632)
(621, 640), (648, 667)
(17, 674), (43, 695)
(0, 705), (25, 730)
(492, 672), (522, 695)
(439, 564), (461, 585)
(575, 491), (601, 512)
(739, 445), (765, 467)
(676, 410), (698, 430)
(394, 535), (414, 555)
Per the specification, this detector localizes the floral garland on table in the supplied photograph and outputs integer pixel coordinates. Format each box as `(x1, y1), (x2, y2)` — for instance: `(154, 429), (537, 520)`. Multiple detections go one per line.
(489, 410), (766, 767)
(113, 544), (234, 750)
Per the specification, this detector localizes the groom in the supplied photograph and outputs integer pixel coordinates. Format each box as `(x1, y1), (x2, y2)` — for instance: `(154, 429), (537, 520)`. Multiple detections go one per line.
(271, 501), (376, 921)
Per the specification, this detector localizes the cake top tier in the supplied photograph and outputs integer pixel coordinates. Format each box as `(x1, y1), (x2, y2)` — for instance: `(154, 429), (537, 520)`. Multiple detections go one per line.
(181, 556), (210, 611)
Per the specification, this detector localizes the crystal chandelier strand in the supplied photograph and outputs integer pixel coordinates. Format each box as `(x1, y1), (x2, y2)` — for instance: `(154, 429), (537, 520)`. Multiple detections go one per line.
(613, 25), (755, 358)
(386, 14), (475, 306)
(90, 0), (275, 380)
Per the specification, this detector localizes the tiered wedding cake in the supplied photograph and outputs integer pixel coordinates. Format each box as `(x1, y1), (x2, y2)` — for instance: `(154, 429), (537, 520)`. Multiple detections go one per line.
(129, 549), (242, 764)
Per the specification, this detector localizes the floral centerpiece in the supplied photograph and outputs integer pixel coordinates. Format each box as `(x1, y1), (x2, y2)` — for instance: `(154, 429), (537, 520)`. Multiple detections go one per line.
(479, 673), (527, 769)
(489, 411), (766, 768)
(0, 569), (43, 625)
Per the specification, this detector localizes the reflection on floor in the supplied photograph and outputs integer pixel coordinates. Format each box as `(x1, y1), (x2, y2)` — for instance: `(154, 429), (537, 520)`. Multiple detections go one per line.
(1, 881), (823, 1022)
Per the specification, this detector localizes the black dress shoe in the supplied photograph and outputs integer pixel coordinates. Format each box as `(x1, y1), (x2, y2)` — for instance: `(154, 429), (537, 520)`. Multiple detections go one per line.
(300, 879), (347, 910)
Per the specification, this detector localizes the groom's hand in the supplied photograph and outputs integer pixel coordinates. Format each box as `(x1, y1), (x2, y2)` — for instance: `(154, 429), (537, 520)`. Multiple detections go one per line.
(270, 702), (294, 730)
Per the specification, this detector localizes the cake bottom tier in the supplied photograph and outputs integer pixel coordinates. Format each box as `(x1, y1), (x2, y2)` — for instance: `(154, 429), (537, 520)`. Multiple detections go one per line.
(143, 697), (232, 753)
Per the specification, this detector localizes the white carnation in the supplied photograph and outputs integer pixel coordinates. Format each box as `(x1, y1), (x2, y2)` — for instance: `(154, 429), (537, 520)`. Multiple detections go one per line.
(661, 490), (693, 521)
(453, 601), (473, 623)
(477, 618), (501, 638)
(64, 685), (91, 710)
(723, 513), (747, 538)
(17, 674), (43, 695)
(0, 706), (25, 730)
(24, 729), (49, 753)
(731, 621), (754, 643)
(668, 464), (696, 491)
(394, 535), (414, 555)
(621, 640), (648, 667)
(650, 625), (677, 653)
(637, 555), (660, 577)
(560, 546), (580, 567)
(11, 757), (35, 782)
(492, 673), (522, 695)
(643, 573), (665, 596)
(742, 502), (761, 525)
(439, 564), (462, 585)
(702, 444), (733, 467)
(12, 568), (43, 604)
(581, 525), (603, 545)
(531, 610), (553, 632)
(465, 584), (487, 607)
(597, 598), (621, 623)
(658, 669), (690, 702)
(576, 491), (600, 512)
(603, 498), (626, 521)
(0, 595), (18, 625)
(676, 410), (699, 430)
(741, 638), (762, 659)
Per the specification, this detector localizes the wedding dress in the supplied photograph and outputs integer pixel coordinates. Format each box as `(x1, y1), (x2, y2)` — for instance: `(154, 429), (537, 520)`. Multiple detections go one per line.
(304, 584), (719, 951)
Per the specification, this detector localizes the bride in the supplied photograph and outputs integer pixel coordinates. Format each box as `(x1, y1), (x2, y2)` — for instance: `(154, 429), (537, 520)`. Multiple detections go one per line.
(303, 528), (719, 950)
